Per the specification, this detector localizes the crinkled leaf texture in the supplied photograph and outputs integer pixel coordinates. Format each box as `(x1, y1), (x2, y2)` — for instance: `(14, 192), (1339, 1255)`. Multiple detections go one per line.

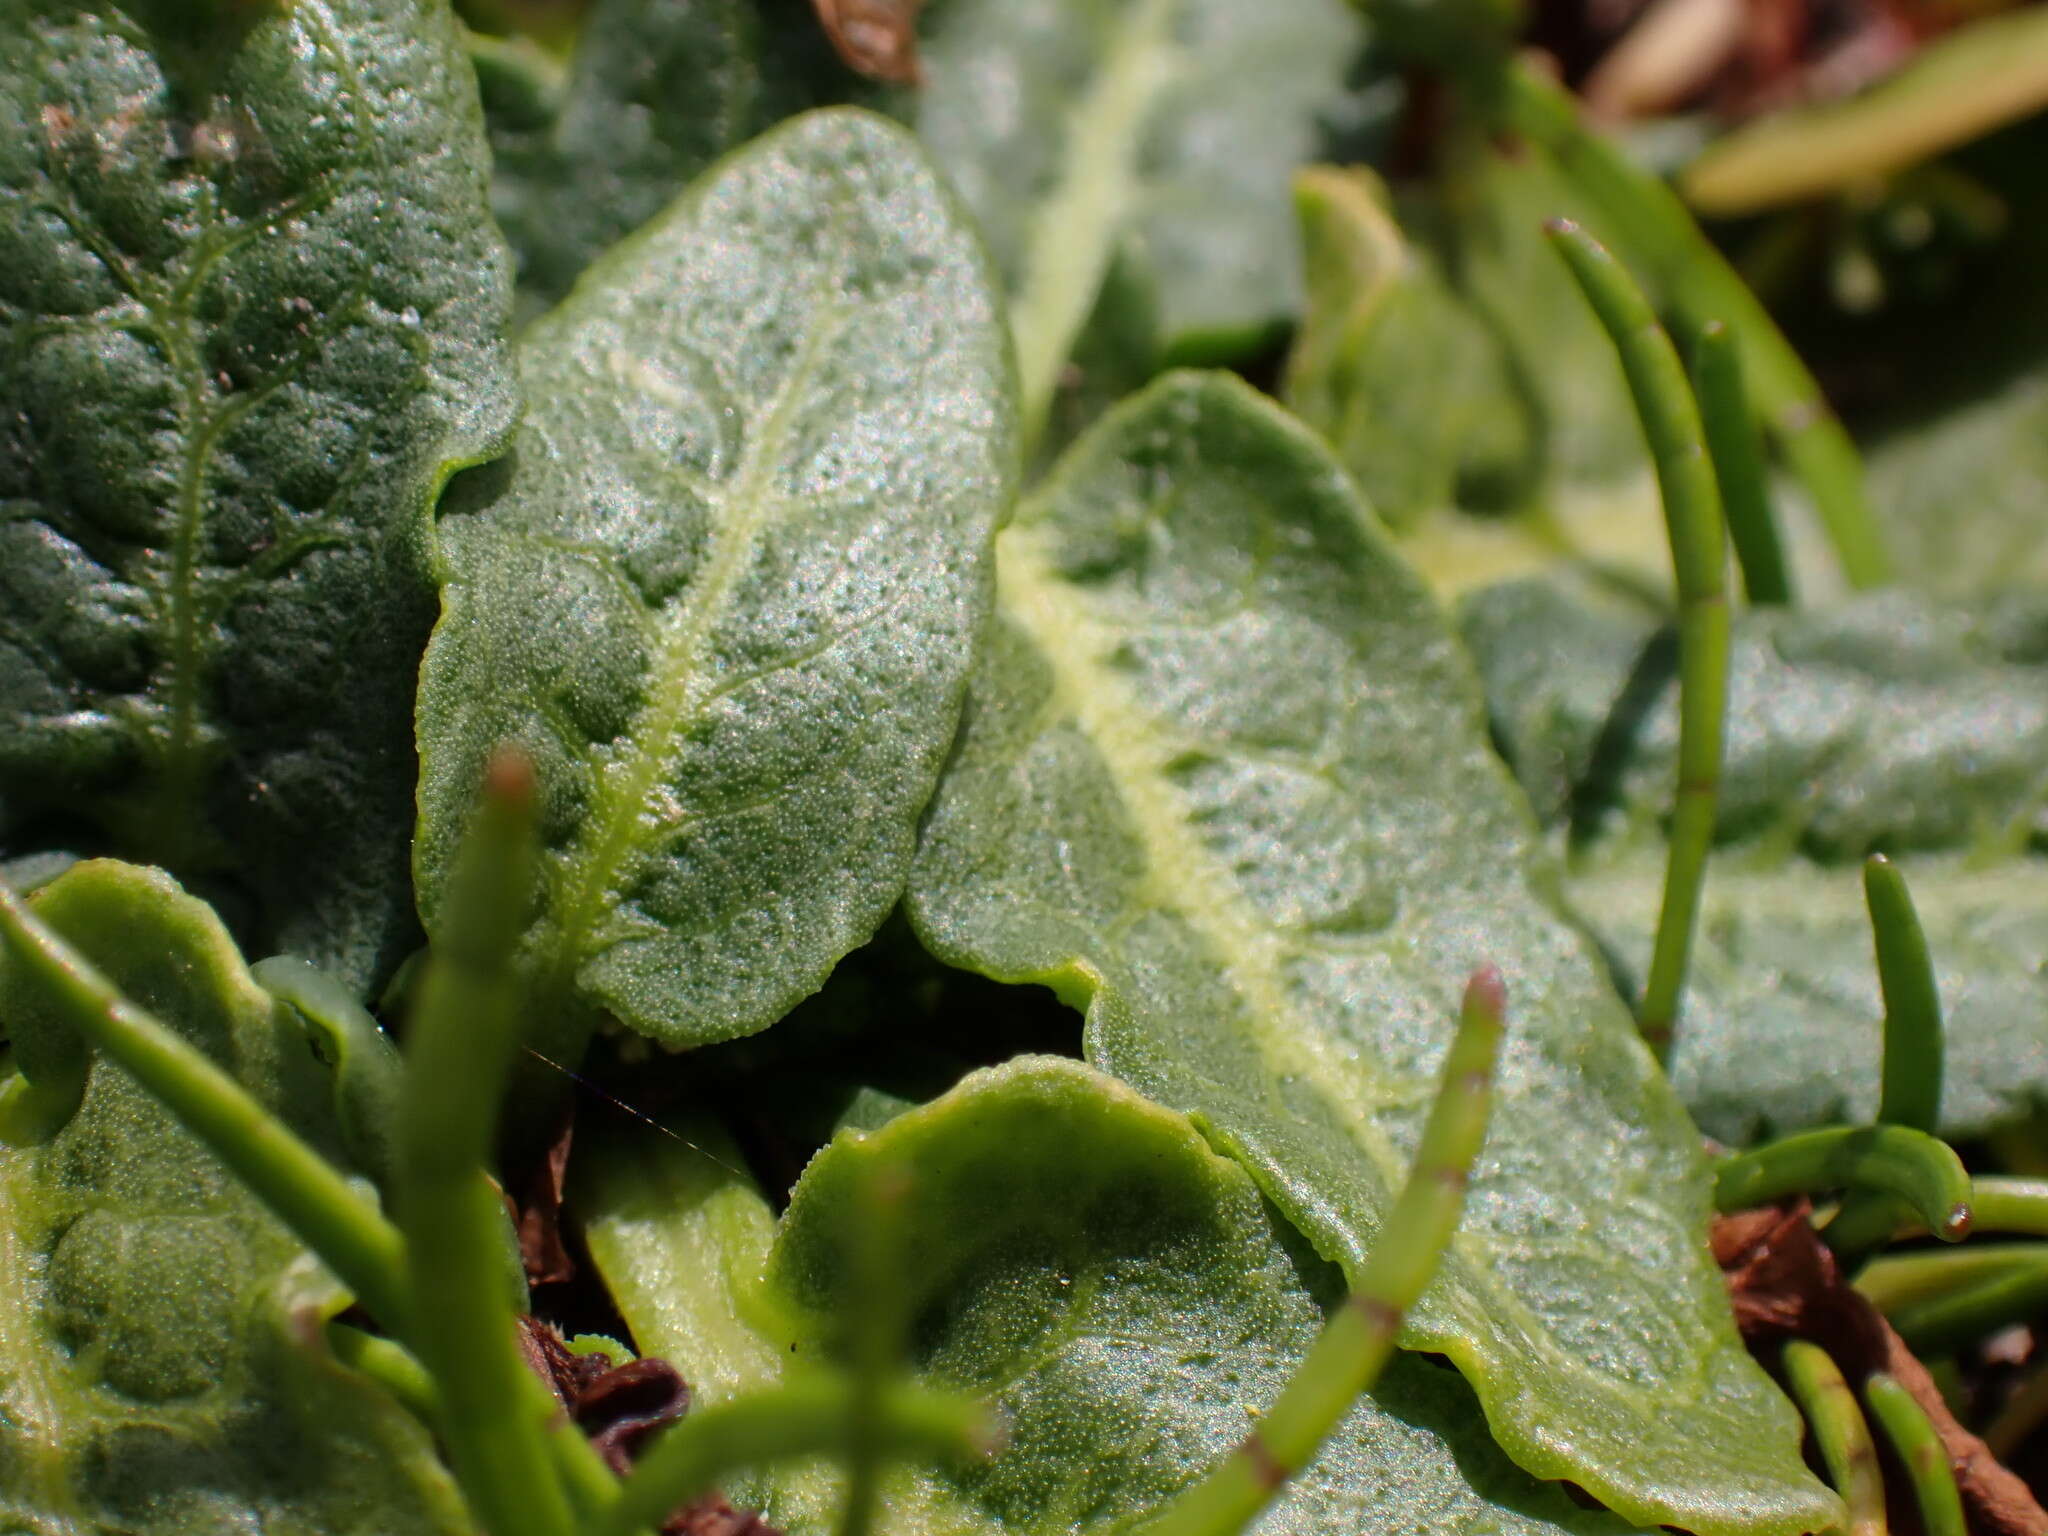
(476, 0), (849, 316)
(580, 1057), (1636, 1536)
(901, 0), (1364, 425)
(906, 371), (1835, 1535)
(1463, 579), (2048, 1145)
(416, 108), (1018, 1050)
(0, 0), (516, 992)
(0, 861), (466, 1534)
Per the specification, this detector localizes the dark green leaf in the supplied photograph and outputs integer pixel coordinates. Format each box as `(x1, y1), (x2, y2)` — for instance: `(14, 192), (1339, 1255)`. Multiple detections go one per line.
(476, 0), (850, 317)
(0, 861), (466, 1534)
(0, 0), (517, 992)
(580, 1056), (1644, 1536)
(416, 108), (1018, 1052)
(1463, 579), (2048, 1143)
(906, 370), (1833, 1534)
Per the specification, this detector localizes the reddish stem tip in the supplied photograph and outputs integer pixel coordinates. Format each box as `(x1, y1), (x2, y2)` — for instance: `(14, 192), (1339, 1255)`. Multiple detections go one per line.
(1464, 965), (1508, 1022)
(484, 745), (537, 807)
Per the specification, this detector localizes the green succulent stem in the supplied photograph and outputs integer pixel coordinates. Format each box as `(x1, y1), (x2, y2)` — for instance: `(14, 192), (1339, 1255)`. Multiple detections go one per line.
(599, 1377), (994, 1536)
(1856, 1243), (2048, 1315)
(1884, 1248), (2048, 1356)
(1136, 967), (1507, 1536)
(327, 1321), (442, 1425)
(1863, 1374), (1965, 1536)
(1690, 320), (1792, 605)
(0, 883), (413, 1330)
(394, 753), (585, 1536)
(1467, 60), (1891, 589)
(1829, 857), (1948, 1263)
(1546, 221), (1728, 1066)
(1781, 1341), (1887, 1536)
(1713, 1125), (1972, 1239)
(838, 1156), (915, 1536)
(1837, 1177), (2048, 1252)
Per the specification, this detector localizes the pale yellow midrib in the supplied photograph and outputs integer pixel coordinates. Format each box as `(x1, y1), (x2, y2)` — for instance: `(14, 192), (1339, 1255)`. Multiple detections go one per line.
(0, 1162), (88, 1530)
(994, 528), (1713, 1416)
(994, 528), (1408, 1196)
(1007, 0), (1181, 443)
(546, 308), (847, 989)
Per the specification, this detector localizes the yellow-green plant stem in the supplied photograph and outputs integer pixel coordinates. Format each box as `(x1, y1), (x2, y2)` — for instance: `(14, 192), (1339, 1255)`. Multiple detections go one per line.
(1863, 1373), (1965, 1536)
(1839, 1177), (2048, 1251)
(838, 1156), (913, 1536)
(1547, 222), (1728, 1066)
(599, 1377), (992, 1536)
(0, 883), (412, 1329)
(1714, 1125), (1972, 1238)
(1884, 1248), (2048, 1357)
(395, 756), (581, 1536)
(1136, 967), (1507, 1536)
(1467, 59), (1891, 588)
(1856, 1244), (2048, 1315)
(1690, 320), (1792, 604)
(1782, 1341), (1887, 1536)
(1985, 1359), (2048, 1460)
(1828, 857), (1948, 1261)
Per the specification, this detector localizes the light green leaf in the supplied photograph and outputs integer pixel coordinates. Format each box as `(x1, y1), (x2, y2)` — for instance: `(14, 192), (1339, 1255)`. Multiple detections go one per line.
(905, 371), (1834, 1534)
(581, 1056), (1642, 1536)
(0, 861), (466, 1535)
(416, 108), (1018, 1052)
(0, 0), (517, 992)
(474, 0), (850, 317)
(1462, 579), (2048, 1144)
(901, 0), (1364, 437)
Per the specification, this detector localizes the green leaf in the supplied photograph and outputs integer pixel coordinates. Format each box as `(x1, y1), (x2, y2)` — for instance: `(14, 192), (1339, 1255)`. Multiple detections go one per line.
(0, 0), (517, 992)
(475, 0), (850, 317)
(905, 371), (1834, 1534)
(900, 0), (1366, 438)
(0, 861), (467, 1534)
(580, 1056), (1643, 1536)
(415, 107), (1019, 1052)
(1462, 579), (2048, 1144)
(1282, 165), (1532, 533)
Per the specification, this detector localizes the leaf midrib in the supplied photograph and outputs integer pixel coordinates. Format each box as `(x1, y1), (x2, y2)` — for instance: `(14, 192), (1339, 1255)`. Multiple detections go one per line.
(541, 297), (852, 1008)
(1006, 0), (1180, 446)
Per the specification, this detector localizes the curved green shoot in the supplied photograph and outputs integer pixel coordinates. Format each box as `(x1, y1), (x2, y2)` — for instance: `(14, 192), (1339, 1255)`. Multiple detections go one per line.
(1468, 60), (1890, 588)
(1546, 221), (1728, 1065)
(1837, 1177), (2048, 1251)
(1828, 856), (1948, 1261)
(1691, 320), (1792, 605)
(0, 882), (412, 1329)
(1136, 967), (1507, 1536)
(395, 752), (583, 1536)
(1864, 1373), (1965, 1536)
(328, 1320), (442, 1426)
(1781, 1341), (1887, 1536)
(1713, 1125), (1972, 1239)
(598, 1377), (993, 1536)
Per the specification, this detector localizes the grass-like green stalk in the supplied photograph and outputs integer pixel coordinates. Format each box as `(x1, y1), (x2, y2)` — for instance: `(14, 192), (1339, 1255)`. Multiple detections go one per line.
(838, 1156), (914, 1536)
(1863, 1373), (1965, 1536)
(328, 1320), (442, 1425)
(1985, 1358), (2048, 1460)
(1781, 1341), (1887, 1536)
(598, 1377), (993, 1536)
(1468, 60), (1891, 589)
(1864, 856), (1945, 1133)
(1136, 967), (1507, 1536)
(0, 883), (412, 1329)
(1828, 857), (1947, 1262)
(1713, 1125), (1972, 1239)
(1837, 1177), (2048, 1250)
(1546, 221), (1728, 1066)
(1690, 320), (1792, 605)
(394, 753), (583, 1536)
(1884, 1249), (2048, 1357)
